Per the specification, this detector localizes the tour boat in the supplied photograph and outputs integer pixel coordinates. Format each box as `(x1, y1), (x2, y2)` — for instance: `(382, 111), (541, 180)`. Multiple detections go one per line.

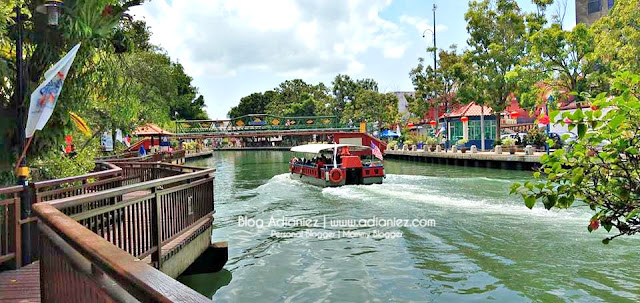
(289, 143), (384, 187)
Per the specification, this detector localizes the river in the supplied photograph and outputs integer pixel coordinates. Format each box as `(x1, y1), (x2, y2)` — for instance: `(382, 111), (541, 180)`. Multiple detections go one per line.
(180, 151), (640, 302)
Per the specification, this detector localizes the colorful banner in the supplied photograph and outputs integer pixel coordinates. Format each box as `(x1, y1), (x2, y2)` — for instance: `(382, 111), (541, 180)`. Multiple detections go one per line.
(25, 43), (81, 138)
(69, 111), (91, 137)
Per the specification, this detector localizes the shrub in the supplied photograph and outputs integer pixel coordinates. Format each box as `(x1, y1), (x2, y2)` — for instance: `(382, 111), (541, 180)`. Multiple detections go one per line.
(511, 72), (640, 243)
(457, 138), (469, 146)
(501, 137), (517, 147)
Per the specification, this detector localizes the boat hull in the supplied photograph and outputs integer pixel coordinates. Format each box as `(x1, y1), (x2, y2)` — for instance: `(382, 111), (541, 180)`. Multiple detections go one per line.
(290, 172), (345, 187)
(289, 172), (383, 187)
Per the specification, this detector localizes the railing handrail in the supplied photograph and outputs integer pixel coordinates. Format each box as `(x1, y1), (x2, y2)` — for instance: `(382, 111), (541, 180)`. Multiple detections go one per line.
(32, 162), (122, 189)
(44, 166), (214, 210)
(34, 203), (210, 302)
(0, 185), (24, 195)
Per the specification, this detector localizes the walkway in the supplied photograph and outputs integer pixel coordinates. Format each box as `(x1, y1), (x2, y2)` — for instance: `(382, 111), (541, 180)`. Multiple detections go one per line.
(0, 262), (40, 302)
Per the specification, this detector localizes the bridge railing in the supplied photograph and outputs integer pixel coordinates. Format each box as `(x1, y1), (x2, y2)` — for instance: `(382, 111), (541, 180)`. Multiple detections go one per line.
(33, 161), (214, 302)
(0, 186), (23, 268)
(175, 115), (357, 134)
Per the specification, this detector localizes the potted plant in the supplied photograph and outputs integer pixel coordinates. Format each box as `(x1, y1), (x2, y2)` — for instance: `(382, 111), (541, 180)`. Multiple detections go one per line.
(426, 137), (438, 152)
(388, 140), (398, 150)
(457, 138), (469, 153)
(502, 137), (517, 154)
(404, 139), (415, 150)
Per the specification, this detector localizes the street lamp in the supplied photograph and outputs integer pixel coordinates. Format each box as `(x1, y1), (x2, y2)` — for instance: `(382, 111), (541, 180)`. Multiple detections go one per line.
(36, 0), (65, 26)
(14, 0), (64, 266)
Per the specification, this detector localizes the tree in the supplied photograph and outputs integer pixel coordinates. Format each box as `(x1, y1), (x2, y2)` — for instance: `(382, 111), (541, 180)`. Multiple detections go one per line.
(463, 0), (527, 140)
(518, 23), (605, 107)
(342, 90), (398, 124)
(511, 72), (640, 243)
(331, 74), (358, 117)
(0, 1), (208, 178)
(228, 91), (274, 118)
(591, 0), (640, 75)
(408, 46), (464, 120)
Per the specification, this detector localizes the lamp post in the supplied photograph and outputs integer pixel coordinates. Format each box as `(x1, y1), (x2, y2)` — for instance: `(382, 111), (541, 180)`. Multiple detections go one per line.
(422, 4), (439, 149)
(15, 0), (64, 266)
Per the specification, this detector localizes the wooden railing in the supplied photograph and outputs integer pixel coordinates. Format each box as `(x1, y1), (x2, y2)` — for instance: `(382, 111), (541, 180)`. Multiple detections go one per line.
(33, 161), (215, 302)
(0, 186), (22, 268)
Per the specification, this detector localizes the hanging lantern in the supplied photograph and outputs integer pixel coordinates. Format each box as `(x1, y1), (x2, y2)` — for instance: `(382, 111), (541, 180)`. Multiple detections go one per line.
(407, 123), (415, 128)
(538, 115), (550, 125)
(510, 111), (520, 119)
(429, 120), (437, 127)
(460, 116), (469, 123)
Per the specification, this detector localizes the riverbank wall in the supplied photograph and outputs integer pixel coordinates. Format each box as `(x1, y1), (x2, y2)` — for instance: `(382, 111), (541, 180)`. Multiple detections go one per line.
(384, 149), (541, 171)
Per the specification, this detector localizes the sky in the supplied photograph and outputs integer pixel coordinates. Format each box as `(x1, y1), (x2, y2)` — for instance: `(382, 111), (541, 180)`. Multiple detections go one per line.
(129, 0), (576, 120)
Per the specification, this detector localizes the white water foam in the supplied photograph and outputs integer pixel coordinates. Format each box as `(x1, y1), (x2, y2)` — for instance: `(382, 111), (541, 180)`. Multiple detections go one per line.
(322, 175), (591, 222)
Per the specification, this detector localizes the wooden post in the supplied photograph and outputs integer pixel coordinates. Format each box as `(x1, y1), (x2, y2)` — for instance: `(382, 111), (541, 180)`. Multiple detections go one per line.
(14, 191), (22, 268)
(150, 186), (162, 269)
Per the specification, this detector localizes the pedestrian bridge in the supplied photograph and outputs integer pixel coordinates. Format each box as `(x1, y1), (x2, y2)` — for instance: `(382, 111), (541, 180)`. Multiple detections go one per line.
(174, 114), (359, 137)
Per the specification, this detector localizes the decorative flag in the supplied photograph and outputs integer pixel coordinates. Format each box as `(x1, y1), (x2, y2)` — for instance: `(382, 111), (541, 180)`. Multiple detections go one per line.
(25, 43), (81, 138)
(116, 129), (124, 142)
(64, 134), (72, 153)
(69, 111), (91, 137)
(371, 142), (383, 161)
(123, 136), (131, 147)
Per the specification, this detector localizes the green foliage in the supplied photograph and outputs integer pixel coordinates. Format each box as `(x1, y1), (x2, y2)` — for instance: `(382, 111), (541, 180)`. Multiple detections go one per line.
(592, 0), (640, 74)
(387, 140), (398, 149)
(461, 0), (527, 140)
(501, 137), (517, 147)
(523, 127), (548, 146)
(0, 2), (207, 174)
(228, 75), (397, 124)
(511, 73), (640, 243)
(456, 138), (469, 146)
(408, 46), (464, 118)
(32, 143), (98, 181)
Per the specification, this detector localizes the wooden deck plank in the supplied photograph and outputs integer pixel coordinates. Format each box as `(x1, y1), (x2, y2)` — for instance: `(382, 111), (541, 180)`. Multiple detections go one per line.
(0, 262), (41, 303)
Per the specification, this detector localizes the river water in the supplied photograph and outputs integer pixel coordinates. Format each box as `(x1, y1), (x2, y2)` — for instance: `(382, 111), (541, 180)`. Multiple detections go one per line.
(181, 151), (640, 302)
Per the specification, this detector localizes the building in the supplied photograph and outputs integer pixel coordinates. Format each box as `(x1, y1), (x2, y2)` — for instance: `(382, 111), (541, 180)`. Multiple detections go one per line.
(442, 102), (499, 149)
(576, 0), (615, 25)
(392, 91), (414, 118)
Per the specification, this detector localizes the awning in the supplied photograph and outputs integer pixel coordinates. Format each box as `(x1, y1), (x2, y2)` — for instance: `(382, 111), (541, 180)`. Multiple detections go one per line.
(290, 143), (370, 154)
(380, 130), (400, 138)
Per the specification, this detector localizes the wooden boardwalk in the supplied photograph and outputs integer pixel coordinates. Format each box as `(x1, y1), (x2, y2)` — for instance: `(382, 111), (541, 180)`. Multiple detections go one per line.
(0, 262), (40, 302)
(0, 190), (213, 302)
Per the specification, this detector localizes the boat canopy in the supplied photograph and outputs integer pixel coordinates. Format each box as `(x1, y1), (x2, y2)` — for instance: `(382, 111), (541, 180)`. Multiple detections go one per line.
(290, 143), (370, 154)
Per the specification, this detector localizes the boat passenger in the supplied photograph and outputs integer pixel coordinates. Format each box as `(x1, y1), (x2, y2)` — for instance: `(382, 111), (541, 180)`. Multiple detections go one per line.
(316, 157), (325, 178)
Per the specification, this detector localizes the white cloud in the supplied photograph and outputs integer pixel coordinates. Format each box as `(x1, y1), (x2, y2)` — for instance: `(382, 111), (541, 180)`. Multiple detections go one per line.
(129, 0), (409, 79)
(399, 15), (448, 36)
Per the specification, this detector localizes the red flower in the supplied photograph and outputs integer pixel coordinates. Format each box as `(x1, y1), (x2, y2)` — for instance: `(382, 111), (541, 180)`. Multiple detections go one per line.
(591, 105), (599, 110)
(563, 117), (572, 124)
(102, 5), (113, 17)
(589, 219), (599, 231)
(538, 115), (550, 125)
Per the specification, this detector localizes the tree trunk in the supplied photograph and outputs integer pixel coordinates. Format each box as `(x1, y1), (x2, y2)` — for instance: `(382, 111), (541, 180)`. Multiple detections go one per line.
(495, 113), (501, 143)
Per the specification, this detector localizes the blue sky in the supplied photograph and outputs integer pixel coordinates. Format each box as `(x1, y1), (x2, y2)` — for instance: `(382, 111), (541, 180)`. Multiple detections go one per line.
(130, 0), (576, 120)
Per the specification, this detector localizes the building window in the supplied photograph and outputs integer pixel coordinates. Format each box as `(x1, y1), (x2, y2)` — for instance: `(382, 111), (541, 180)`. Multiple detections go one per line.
(588, 0), (602, 14)
(608, 0), (614, 9)
(484, 120), (496, 140)
(450, 121), (463, 141)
